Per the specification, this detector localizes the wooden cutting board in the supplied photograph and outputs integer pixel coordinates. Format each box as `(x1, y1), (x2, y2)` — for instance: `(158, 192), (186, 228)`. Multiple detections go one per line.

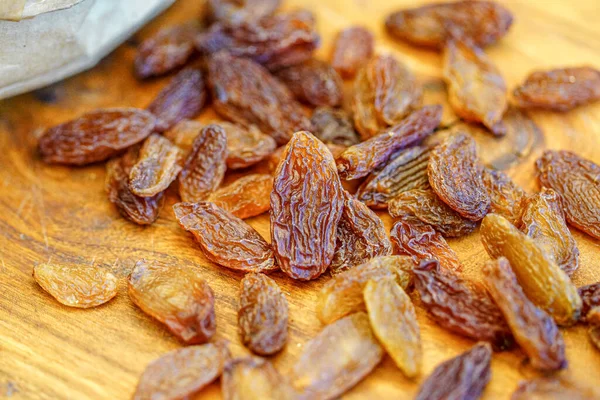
(1, 0), (599, 398)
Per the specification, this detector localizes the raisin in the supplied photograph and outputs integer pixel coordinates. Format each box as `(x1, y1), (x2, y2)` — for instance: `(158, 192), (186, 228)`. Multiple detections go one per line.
(520, 188), (579, 275)
(238, 273), (288, 355)
(317, 255), (414, 324)
(106, 148), (164, 225)
(38, 108), (156, 165)
(330, 191), (393, 274)
(591, 324), (600, 351)
(414, 342), (492, 400)
(536, 150), (600, 239)
(33, 263), (117, 308)
(147, 67), (207, 132)
(164, 120), (203, 153)
(389, 189), (478, 237)
(513, 67), (600, 111)
(352, 54), (423, 139)
(174, 202), (277, 273)
(275, 59), (343, 107)
(220, 122), (277, 169)
(134, 22), (201, 79)
(588, 308), (600, 325)
(222, 357), (295, 400)
(578, 283), (600, 322)
(207, 174), (272, 219)
(270, 132), (343, 280)
(480, 213), (582, 326)
(364, 277), (421, 378)
(428, 132), (490, 220)
(290, 312), (383, 399)
(207, 0), (281, 24)
(310, 107), (360, 147)
(414, 260), (513, 349)
(443, 38), (507, 135)
(355, 146), (431, 208)
(331, 26), (374, 79)
(385, 1), (513, 49)
(482, 167), (527, 225)
(128, 134), (183, 197)
(483, 257), (567, 371)
(337, 105), (442, 180)
(207, 52), (311, 145)
(197, 10), (319, 71)
(133, 341), (229, 400)
(178, 124), (227, 202)
(127, 259), (216, 344)
(511, 376), (600, 400)
(391, 220), (462, 272)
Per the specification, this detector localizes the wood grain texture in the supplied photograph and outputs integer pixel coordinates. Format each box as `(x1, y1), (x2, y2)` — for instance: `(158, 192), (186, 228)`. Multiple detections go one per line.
(1, 0), (600, 399)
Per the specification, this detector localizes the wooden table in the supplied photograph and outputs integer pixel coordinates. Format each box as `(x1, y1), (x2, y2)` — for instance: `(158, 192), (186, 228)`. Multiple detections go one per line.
(1, 0), (599, 398)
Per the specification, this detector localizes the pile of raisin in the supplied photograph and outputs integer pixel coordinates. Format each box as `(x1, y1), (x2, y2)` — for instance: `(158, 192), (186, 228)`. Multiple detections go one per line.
(32, 0), (600, 398)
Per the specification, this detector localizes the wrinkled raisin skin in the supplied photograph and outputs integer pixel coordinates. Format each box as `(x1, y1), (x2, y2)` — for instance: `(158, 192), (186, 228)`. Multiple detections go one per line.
(331, 26), (374, 79)
(222, 122), (277, 169)
(207, 174), (272, 219)
(482, 167), (527, 225)
(310, 107), (360, 147)
(275, 59), (343, 107)
(514, 67), (600, 111)
(414, 260), (514, 350)
(415, 343), (492, 400)
(270, 132), (343, 280)
(39, 108), (156, 165)
(238, 273), (288, 355)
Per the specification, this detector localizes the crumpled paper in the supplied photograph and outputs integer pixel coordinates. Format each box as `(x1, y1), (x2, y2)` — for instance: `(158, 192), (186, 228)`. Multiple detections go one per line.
(0, 0), (175, 100)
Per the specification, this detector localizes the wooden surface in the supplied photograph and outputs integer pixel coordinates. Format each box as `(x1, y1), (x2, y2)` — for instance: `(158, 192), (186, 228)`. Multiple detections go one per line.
(1, 0), (600, 399)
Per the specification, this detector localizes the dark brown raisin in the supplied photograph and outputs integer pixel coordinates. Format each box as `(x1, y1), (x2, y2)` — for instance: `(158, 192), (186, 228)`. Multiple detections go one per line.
(310, 107), (360, 147)
(270, 132), (343, 280)
(331, 26), (374, 79)
(578, 283), (600, 322)
(275, 59), (343, 107)
(482, 167), (527, 225)
(39, 108), (156, 165)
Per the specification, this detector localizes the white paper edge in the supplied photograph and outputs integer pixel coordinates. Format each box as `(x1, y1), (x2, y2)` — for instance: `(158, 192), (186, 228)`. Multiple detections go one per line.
(0, 0), (175, 100)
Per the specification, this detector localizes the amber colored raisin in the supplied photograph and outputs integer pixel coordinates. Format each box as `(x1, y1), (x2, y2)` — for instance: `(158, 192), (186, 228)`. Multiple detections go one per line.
(364, 278), (421, 378)
(164, 120), (203, 153)
(178, 124), (227, 202)
(238, 273), (288, 355)
(128, 259), (216, 344)
(106, 148), (164, 225)
(520, 188), (579, 275)
(331, 26), (374, 79)
(353, 54), (423, 139)
(482, 167), (527, 225)
(310, 107), (359, 147)
(197, 10), (319, 71)
(513, 67), (600, 111)
(337, 105), (442, 180)
(483, 257), (566, 371)
(385, 1), (513, 49)
(317, 255), (414, 324)
(511, 376), (600, 400)
(222, 356), (295, 400)
(220, 122), (277, 169)
(147, 67), (206, 132)
(275, 59), (343, 107)
(578, 283), (600, 322)
(290, 312), (383, 399)
(208, 174), (272, 219)
(356, 146), (431, 208)
(33, 263), (117, 308)
(270, 132), (343, 280)
(443, 38), (507, 135)
(480, 213), (582, 326)
(207, 52), (311, 145)
(536, 150), (600, 239)
(389, 189), (477, 237)
(207, 0), (281, 25)
(174, 202), (276, 273)
(414, 260), (513, 349)
(331, 191), (393, 274)
(133, 341), (229, 400)
(38, 108), (156, 165)
(128, 134), (183, 197)
(135, 22), (201, 79)
(428, 132), (490, 221)
(415, 342), (492, 400)
(391, 220), (462, 273)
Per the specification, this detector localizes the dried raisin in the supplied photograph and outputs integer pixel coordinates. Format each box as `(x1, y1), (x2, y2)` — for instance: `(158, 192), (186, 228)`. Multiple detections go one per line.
(222, 122), (277, 169)
(511, 376), (600, 400)
(164, 120), (203, 153)
(310, 107), (360, 147)
(482, 167), (527, 225)
(331, 26), (374, 79)
(174, 202), (276, 273)
(275, 59), (343, 107)
(207, 174), (272, 219)
(222, 356), (295, 400)
(578, 282), (600, 322)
